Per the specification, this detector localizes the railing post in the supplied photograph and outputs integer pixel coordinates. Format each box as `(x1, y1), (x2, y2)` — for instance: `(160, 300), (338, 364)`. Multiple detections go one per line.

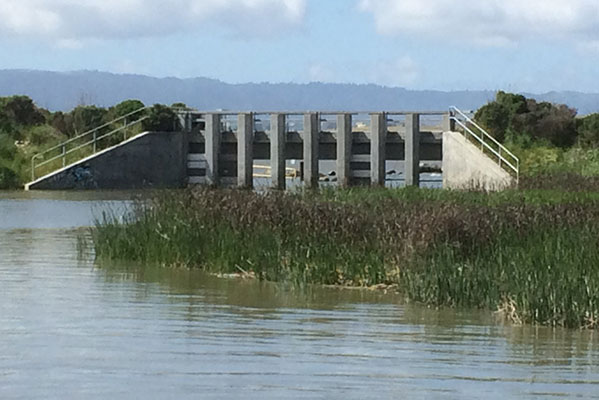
(61, 145), (66, 168)
(93, 130), (97, 153)
(205, 113), (221, 186)
(31, 157), (36, 181)
(270, 113), (286, 190)
(444, 111), (456, 132)
(405, 113), (420, 187)
(337, 113), (352, 187)
(371, 112), (386, 186)
(237, 112), (254, 189)
(303, 112), (320, 189)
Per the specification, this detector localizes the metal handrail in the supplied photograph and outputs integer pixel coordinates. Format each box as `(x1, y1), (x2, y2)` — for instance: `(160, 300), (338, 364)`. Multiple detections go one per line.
(449, 106), (519, 182)
(31, 106), (149, 181)
(32, 117), (148, 172)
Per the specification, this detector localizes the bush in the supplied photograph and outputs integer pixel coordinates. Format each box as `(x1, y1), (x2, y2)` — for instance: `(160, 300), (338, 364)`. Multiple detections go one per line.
(69, 105), (108, 136)
(26, 125), (66, 146)
(578, 113), (599, 147)
(0, 133), (17, 161)
(0, 166), (19, 189)
(475, 91), (578, 147)
(108, 99), (145, 120)
(0, 95), (46, 126)
(142, 104), (181, 132)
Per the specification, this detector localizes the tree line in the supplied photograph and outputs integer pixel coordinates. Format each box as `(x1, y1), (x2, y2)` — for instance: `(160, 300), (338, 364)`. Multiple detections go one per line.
(1, 92), (599, 189)
(0, 97), (181, 188)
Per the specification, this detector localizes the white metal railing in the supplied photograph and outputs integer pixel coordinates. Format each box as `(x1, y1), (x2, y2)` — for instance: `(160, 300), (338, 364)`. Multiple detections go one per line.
(30, 107), (149, 181)
(449, 106), (519, 182)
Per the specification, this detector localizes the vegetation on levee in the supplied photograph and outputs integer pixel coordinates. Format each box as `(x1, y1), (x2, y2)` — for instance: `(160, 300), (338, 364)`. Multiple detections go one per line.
(1, 90), (599, 188)
(93, 186), (599, 330)
(475, 91), (599, 178)
(0, 96), (182, 189)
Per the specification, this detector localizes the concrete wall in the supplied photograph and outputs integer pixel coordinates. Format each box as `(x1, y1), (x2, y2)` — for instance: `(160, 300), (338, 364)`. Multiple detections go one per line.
(26, 132), (187, 190)
(443, 131), (515, 191)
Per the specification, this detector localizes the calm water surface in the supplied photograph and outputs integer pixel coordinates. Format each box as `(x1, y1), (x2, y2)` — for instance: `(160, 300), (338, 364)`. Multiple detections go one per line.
(1, 191), (598, 399)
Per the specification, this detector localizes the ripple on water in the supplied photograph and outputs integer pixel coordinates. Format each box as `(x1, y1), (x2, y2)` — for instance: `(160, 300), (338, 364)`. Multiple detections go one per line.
(1, 199), (599, 399)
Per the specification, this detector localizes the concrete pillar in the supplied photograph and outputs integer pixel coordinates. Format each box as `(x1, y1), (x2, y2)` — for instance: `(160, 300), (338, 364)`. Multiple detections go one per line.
(303, 112), (320, 189)
(336, 113), (352, 187)
(370, 112), (387, 186)
(442, 112), (455, 132)
(205, 113), (221, 186)
(270, 113), (286, 190)
(405, 113), (420, 187)
(237, 112), (254, 188)
(178, 112), (193, 133)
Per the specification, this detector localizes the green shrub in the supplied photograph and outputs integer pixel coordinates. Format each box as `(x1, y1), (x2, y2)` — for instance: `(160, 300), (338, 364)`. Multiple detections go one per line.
(0, 166), (19, 189)
(0, 95), (46, 126)
(108, 99), (145, 120)
(142, 104), (181, 132)
(0, 133), (17, 161)
(475, 91), (578, 147)
(578, 113), (599, 147)
(26, 125), (66, 146)
(69, 105), (108, 136)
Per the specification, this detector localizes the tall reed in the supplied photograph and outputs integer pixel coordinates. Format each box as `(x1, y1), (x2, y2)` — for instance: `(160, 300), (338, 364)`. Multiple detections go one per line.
(93, 187), (599, 329)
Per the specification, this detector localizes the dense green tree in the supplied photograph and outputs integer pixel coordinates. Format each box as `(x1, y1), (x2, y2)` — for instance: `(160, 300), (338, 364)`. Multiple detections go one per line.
(142, 104), (180, 132)
(0, 166), (19, 189)
(475, 91), (578, 147)
(577, 114), (599, 147)
(48, 111), (72, 135)
(69, 105), (108, 136)
(0, 95), (46, 140)
(171, 102), (189, 110)
(474, 101), (510, 142)
(1, 96), (45, 126)
(495, 91), (528, 115)
(0, 133), (16, 161)
(108, 99), (145, 120)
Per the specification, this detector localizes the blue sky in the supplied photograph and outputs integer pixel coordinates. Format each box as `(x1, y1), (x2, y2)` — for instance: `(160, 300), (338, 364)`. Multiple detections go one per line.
(1, 0), (598, 93)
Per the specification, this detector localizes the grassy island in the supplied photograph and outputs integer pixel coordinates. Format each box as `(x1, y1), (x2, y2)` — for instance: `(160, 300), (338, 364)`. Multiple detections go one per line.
(93, 178), (599, 330)
(91, 91), (599, 330)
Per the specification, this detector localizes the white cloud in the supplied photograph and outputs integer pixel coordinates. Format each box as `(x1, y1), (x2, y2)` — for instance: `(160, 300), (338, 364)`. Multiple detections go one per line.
(307, 63), (336, 82)
(372, 56), (420, 87)
(359, 0), (599, 46)
(580, 40), (599, 54)
(0, 0), (306, 41)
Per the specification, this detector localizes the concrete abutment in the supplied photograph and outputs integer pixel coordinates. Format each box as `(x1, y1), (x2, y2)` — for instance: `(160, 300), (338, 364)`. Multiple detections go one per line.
(25, 110), (516, 191)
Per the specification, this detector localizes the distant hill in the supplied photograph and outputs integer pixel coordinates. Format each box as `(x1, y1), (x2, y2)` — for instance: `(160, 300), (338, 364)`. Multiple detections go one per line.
(0, 69), (598, 114)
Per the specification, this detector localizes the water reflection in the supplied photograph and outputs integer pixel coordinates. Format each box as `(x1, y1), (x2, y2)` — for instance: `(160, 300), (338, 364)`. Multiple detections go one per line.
(1, 195), (599, 399)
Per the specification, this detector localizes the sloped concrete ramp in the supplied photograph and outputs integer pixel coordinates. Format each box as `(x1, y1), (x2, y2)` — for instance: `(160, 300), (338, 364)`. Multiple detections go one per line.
(442, 131), (515, 191)
(26, 132), (187, 190)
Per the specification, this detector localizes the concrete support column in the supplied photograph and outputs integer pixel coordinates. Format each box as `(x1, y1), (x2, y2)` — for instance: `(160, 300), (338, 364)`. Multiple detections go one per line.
(237, 112), (254, 188)
(179, 112), (192, 133)
(336, 113), (352, 187)
(405, 113), (420, 187)
(442, 112), (455, 132)
(205, 113), (221, 186)
(370, 112), (387, 186)
(303, 112), (320, 189)
(270, 113), (286, 190)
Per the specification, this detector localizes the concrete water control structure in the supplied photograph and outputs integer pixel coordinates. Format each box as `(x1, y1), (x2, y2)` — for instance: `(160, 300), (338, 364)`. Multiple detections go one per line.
(25, 108), (518, 191)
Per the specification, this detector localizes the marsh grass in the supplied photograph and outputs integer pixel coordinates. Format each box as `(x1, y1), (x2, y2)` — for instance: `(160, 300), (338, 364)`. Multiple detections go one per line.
(93, 186), (599, 329)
